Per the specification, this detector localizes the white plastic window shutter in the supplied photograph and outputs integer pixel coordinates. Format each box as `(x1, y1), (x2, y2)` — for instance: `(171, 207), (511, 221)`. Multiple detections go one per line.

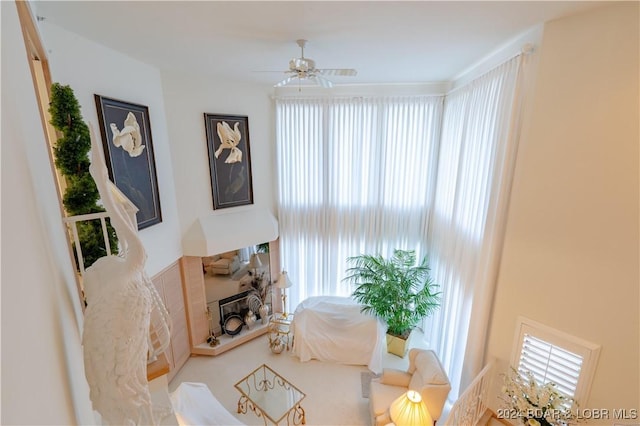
(511, 317), (601, 406)
(519, 333), (582, 398)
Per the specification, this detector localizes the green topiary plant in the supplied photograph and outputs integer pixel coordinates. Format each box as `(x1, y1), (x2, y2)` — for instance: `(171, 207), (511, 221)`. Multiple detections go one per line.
(49, 83), (118, 268)
(344, 249), (441, 355)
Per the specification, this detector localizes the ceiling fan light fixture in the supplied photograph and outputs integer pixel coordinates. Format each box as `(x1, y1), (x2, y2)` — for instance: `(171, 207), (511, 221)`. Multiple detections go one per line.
(273, 39), (357, 89)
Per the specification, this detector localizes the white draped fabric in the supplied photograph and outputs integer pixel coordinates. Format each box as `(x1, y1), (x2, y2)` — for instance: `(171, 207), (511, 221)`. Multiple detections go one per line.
(424, 53), (529, 400)
(292, 296), (386, 374)
(276, 96), (443, 307)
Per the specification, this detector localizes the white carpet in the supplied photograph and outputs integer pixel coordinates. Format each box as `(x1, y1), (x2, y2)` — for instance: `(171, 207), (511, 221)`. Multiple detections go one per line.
(168, 332), (421, 425)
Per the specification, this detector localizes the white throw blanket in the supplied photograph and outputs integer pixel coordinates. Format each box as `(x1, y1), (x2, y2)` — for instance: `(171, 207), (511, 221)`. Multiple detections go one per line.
(169, 382), (245, 426)
(292, 296), (385, 374)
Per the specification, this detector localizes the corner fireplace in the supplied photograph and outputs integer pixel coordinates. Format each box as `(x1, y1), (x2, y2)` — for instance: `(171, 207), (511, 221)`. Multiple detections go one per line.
(217, 290), (268, 335)
(218, 290), (252, 333)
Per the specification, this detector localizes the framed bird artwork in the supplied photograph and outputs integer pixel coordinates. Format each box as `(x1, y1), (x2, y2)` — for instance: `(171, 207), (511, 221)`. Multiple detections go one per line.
(204, 113), (254, 210)
(95, 95), (162, 229)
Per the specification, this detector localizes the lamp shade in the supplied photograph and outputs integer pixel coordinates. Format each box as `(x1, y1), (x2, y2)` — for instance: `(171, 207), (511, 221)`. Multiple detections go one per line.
(249, 253), (263, 269)
(389, 390), (433, 426)
(275, 270), (293, 289)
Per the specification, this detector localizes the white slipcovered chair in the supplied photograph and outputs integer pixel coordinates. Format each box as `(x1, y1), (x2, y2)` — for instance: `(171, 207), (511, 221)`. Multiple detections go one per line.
(292, 296), (386, 374)
(369, 348), (451, 426)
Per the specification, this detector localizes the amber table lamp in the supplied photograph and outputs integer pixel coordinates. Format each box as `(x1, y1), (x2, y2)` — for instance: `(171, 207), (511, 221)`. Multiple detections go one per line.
(389, 390), (433, 426)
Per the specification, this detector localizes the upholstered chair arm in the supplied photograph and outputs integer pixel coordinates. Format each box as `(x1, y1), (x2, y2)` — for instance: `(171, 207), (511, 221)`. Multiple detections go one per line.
(407, 348), (422, 374)
(378, 368), (412, 387)
(420, 383), (452, 421)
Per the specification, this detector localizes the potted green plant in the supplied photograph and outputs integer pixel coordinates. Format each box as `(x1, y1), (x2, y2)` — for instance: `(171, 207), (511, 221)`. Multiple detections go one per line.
(344, 249), (441, 357)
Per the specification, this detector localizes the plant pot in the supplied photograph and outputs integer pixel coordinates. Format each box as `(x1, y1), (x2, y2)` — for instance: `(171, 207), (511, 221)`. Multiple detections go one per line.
(386, 332), (411, 357)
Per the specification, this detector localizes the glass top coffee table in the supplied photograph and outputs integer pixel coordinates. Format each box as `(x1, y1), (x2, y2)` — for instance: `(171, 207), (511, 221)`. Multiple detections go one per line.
(235, 364), (306, 425)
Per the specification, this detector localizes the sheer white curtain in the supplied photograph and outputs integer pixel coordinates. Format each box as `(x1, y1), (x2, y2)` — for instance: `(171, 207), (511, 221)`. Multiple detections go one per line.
(424, 52), (530, 400)
(276, 96), (443, 308)
(275, 52), (529, 400)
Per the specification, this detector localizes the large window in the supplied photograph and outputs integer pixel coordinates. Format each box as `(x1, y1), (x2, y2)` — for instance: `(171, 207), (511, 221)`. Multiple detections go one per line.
(276, 50), (531, 400)
(276, 96), (443, 304)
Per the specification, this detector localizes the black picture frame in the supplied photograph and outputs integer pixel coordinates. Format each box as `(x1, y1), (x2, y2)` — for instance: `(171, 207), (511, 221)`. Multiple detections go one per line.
(94, 95), (162, 230)
(204, 113), (254, 210)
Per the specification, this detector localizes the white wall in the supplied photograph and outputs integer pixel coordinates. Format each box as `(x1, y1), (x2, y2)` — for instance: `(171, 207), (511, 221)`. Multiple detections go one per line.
(161, 71), (276, 247)
(7, 1), (637, 421)
(487, 2), (639, 416)
(37, 22), (183, 277)
(1, 3), (94, 424)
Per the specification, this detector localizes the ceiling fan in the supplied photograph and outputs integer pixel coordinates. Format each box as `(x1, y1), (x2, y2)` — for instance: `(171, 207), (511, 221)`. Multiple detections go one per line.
(272, 39), (357, 89)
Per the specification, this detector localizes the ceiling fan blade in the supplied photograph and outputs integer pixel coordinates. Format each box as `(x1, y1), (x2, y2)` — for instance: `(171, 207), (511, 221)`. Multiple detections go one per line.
(316, 68), (358, 77)
(314, 75), (334, 88)
(274, 76), (295, 88)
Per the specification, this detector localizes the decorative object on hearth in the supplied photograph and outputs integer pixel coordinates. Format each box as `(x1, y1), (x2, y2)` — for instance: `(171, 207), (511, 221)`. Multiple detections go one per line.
(223, 314), (244, 336)
(244, 310), (257, 330)
(206, 307), (219, 347)
(246, 293), (263, 317)
(275, 270), (293, 318)
(345, 249), (441, 357)
(259, 304), (270, 325)
(206, 334), (219, 347)
(204, 113), (253, 210)
(390, 390), (433, 426)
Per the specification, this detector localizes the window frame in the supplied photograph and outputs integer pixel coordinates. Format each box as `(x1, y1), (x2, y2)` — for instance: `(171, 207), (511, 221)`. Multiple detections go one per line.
(511, 316), (601, 406)
(15, 0), (85, 309)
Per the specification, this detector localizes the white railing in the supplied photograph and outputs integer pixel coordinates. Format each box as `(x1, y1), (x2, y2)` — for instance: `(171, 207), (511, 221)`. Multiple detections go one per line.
(63, 211), (119, 275)
(443, 361), (495, 426)
(63, 181), (138, 273)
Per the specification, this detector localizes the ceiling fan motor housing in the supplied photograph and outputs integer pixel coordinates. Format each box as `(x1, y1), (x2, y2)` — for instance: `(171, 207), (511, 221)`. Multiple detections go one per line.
(276, 39), (356, 88)
(289, 57), (315, 73)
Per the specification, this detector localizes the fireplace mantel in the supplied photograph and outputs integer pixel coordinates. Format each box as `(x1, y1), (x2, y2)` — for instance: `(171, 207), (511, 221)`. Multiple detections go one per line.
(182, 208), (278, 257)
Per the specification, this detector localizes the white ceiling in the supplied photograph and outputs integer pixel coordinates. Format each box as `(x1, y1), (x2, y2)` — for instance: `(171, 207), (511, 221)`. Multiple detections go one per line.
(33, 1), (606, 87)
